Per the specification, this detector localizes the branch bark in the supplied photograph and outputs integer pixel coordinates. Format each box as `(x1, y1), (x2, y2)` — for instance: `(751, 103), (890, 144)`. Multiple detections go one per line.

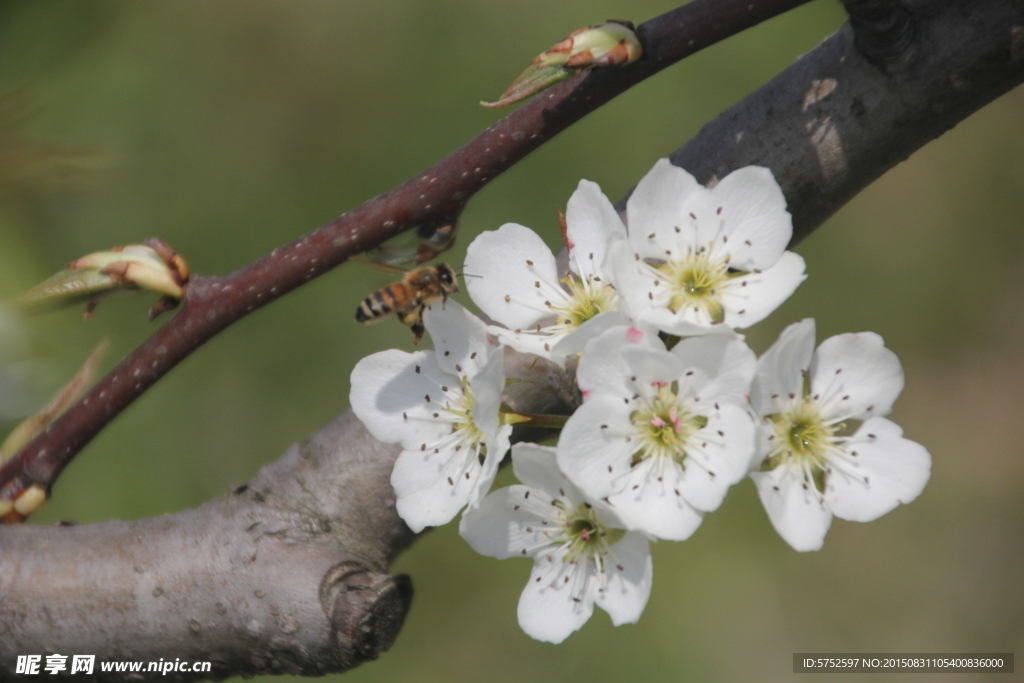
(839, 0), (916, 68)
(663, 0), (1024, 246)
(1, 411), (413, 679)
(2, 0), (1023, 679)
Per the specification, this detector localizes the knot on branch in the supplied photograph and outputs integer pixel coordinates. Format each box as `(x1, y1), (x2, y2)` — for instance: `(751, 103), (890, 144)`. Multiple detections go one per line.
(319, 561), (413, 669)
(841, 0), (917, 70)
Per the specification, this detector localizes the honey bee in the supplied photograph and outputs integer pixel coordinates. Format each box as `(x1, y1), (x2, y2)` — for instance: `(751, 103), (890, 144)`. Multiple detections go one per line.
(355, 263), (460, 343)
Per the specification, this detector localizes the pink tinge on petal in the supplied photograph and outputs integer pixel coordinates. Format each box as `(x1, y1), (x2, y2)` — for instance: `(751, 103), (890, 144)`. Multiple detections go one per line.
(582, 389), (593, 399)
(651, 380), (667, 388)
(650, 416), (666, 428)
(626, 327), (645, 344)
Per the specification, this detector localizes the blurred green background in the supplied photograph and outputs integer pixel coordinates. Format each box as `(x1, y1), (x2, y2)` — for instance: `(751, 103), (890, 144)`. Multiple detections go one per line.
(1, 1), (1022, 681)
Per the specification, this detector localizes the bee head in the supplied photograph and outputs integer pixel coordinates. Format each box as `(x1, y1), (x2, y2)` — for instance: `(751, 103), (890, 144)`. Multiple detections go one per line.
(438, 263), (460, 294)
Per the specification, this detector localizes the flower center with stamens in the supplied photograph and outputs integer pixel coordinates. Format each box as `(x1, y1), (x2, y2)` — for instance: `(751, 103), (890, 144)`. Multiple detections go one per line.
(555, 274), (619, 328)
(630, 384), (707, 466)
(653, 249), (744, 323)
(444, 376), (486, 448)
(560, 503), (623, 563)
(762, 399), (835, 491)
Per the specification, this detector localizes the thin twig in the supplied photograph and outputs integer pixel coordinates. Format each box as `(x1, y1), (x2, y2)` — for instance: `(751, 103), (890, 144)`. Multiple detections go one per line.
(0, 0), (812, 509)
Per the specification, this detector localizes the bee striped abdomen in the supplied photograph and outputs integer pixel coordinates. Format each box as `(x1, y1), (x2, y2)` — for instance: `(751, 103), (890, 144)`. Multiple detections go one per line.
(356, 285), (406, 322)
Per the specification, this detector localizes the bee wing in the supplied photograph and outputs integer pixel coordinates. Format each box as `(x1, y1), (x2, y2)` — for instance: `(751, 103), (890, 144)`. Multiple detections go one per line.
(352, 255), (411, 276)
(363, 217), (459, 269)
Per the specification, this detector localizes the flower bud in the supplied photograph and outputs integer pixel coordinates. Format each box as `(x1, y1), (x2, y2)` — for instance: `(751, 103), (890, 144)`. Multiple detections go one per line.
(15, 238), (189, 320)
(534, 20), (641, 70)
(482, 20), (641, 108)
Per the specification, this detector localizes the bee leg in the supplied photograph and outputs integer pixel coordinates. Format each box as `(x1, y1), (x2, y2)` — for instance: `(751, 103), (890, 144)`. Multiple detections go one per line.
(398, 306), (427, 345)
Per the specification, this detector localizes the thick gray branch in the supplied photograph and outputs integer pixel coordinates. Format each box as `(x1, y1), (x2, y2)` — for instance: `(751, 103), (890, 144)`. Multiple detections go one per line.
(2, 0), (1023, 678)
(664, 0), (1024, 245)
(0, 411), (413, 680)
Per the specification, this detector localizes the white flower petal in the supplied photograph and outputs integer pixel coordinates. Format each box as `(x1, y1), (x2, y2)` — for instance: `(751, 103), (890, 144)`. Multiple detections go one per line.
(424, 300), (493, 378)
(719, 250), (807, 330)
(825, 417), (931, 522)
(591, 499), (633, 531)
(607, 238), (659, 324)
(670, 333), (756, 404)
(488, 311), (634, 365)
(677, 404), (756, 509)
(706, 166), (792, 270)
(751, 465), (833, 552)
(469, 350), (506, 438)
(595, 532), (652, 626)
(510, 443), (580, 502)
(576, 324), (663, 399)
(751, 318), (816, 415)
(487, 324), (560, 359)
(608, 462), (705, 540)
(467, 424), (512, 510)
(810, 332), (904, 421)
(620, 344), (686, 395)
(518, 553), (595, 644)
(547, 311), (635, 361)
(557, 395), (637, 500)
(565, 179), (627, 280)
(459, 485), (550, 559)
(349, 349), (453, 448)
(391, 441), (486, 533)
(464, 223), (562, 330)
(626, 159), (704, 259)
(633, 306), (730, 337)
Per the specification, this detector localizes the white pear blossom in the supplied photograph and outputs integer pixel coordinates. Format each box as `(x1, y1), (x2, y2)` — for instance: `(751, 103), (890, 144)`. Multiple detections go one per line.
(349, 300), (511, 533)
(460, 443), (652, 644)
(464, 179), (633, 363)
(610, 159), (806, 336)
(557, 325), (757, 540)
(749, 319), (931, 552)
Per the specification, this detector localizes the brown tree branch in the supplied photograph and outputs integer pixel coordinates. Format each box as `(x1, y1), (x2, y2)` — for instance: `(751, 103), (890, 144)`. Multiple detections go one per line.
(0, 0), (812, 516)
(2, 0), (1024, 679)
